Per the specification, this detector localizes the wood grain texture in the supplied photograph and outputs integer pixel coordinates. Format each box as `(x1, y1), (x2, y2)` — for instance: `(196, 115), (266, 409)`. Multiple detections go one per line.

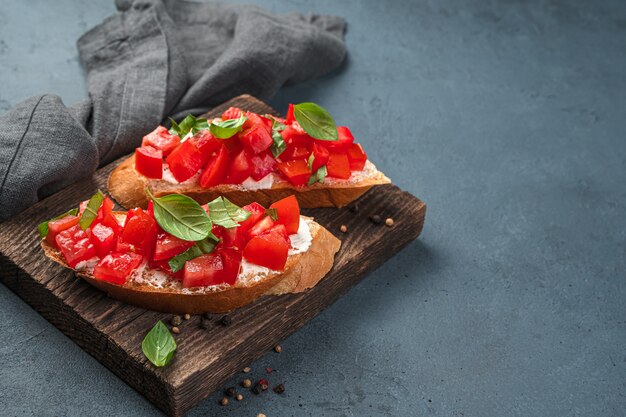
(0, 95), (426, 417)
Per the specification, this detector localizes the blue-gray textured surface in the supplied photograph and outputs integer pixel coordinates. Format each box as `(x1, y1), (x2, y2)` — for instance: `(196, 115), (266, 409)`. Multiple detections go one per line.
(1, 0), (625, 416)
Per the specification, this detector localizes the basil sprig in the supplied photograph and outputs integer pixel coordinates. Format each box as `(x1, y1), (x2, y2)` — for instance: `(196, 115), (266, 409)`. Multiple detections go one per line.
(79, 190), (105, 230)
(293, 102), (338, 141)
(37, 208), (79, 238)
(265, 208), (279, 221)
(168, 236), (220, 273)
(169, 114), (210, 139)
(146, 188), (213, 242)
(142, 321), (177, 367)
(207, 196), (251, 228)
(269, 117), (287, 158)
(210, 114), (247, 139)
(308, 166), (327, 185)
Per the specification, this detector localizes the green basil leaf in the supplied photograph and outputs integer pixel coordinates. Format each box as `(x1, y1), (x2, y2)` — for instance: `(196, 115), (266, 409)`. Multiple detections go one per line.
(293, 102), (338, 141)
(207, 197), (250, 228)
(38, 208), (79, 238)
(266, 208), (278, 221)
(307, 153), (315, 170)
(168, 235), (219, 273)
(142, 321), (177, 367)
(210, 114), (247, 139)
(79, 190), (105, 230)
(307, 165), (328, 185)
(146, 188), (212, 241)
(169, 115), (209, 139)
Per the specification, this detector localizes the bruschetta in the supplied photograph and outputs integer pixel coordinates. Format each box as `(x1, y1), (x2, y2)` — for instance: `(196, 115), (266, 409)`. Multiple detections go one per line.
(108, 102), (390, 209)
(39, 191), (340, 313)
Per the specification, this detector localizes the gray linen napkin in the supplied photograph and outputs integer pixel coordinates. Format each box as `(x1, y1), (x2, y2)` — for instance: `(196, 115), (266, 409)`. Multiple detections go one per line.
(0, 0), (346, 221)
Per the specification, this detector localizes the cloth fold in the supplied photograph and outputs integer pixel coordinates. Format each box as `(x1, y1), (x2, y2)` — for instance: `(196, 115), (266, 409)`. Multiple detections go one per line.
(0, 0), (346, 221)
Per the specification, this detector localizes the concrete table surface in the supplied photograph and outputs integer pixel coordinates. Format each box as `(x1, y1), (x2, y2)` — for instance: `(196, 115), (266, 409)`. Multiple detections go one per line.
(1, 1), (625, 416)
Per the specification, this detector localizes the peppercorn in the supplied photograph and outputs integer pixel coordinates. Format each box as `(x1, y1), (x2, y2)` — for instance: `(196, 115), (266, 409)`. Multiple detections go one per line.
(170, 315), (182, 326)
(219, 315), (232, 326)
(242, 367), (251, 373)
(219, 397), (229, 406)
(274, 344), (282, 353)
(172, 326), (180, 334)
(203, 312), (212, 320)
(370, 214), (382, 224)
(183, 313), (191, 320)
(242, 378), (252, 388)
(252, 384), (262, 395)
(236, 393), (244, 401)
(199, 318), (210, 329)
(273, 383), (285, 394)
(225, 387), (236, 397)
(349, 204), (359, 213)
(385, 217), (394, 227)
(340, 225), (347, 233)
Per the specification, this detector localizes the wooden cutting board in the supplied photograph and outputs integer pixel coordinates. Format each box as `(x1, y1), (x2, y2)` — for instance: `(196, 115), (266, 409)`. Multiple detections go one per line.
(0, 95), (426, 417)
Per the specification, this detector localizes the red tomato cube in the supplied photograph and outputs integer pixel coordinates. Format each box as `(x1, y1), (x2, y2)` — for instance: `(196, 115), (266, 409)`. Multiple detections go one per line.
(117, 208), (157, 261)
(166, 130), (220, 182)
(269, 195), (300, 235)
(238, 202), (267, 232)
(182, 252), (225, 288)
(243, 227), (290, 270)
(216, 247), (242, 285)
(248, 216), (275, 239)
(224, 148), (253, 184)
(280, 145), (310, 161)
(153, 233), (194, 261)
(91, 223), (116, 258)
(326, 152), (351, 179)
(347, 143), (367, 171)
(285, 103), (296, 124)
(240, 125), (273, 154)
(93, 252), (143, 285)
(46, 215), (79, 247)
(310, 142), (330, 172)
(142, 126), (180, 156)
(319, 126), (354, 151)
(276, 159), (312, 186)
(199, 144), (230, 188)
(249, 150), (276, 181)
(281, 124), (310, 147)
(135, 146), (163, 179)
(221, 106), (243, 120)
(55, 224), (97, 268)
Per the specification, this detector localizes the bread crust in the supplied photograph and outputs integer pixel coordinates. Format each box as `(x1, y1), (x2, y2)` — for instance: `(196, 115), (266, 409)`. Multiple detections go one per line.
(41, 219), (341, 313)
(108, 156), (390, 209)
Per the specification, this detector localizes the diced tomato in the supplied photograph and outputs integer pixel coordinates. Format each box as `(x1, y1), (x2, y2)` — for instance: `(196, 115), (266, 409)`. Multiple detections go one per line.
(285, 103), (296, 124)
(347, 143), (367, 171)
(319, 126), (354, 151)
(217, 247), (242, 285)
(249, 150), (276, 181)
(55, 224), (96, 268)
(280, 145), (310, 162)
(243, 227), (289, 270)
(199, 144), (230, 188)
(182, 252), (227, 288)
(310, 142), (330, 172)
(224, 148), (253, 184)
(153, 233), (194, 261)
(146, 200), (163, 233)
(212, 224), (246, 249)
(92, 196), (119, 233)
(326, 152), (351, 179)
(238, 202), (266, 232)
(46, 215), (79, 247)
(248, 216), (275, 239)
(117, 208), (157, 260)
(260, 115), (274, 131)
(166, 130), (220, 182)
(221, 106), (243, 120)
(91, 223), (116, 258)
(135, 146), (163, 179)
(242, 112), (264, 130)
(281, 124), (310, 147)
(142, 126), (180, 156)
(269, 195), (300, 234)
(151, 259), (184, 281)
(240, 122), (273, 154)
(277, 159), (312, 186)
(93, 252), (143, 285)
(79, 200), (88, 215)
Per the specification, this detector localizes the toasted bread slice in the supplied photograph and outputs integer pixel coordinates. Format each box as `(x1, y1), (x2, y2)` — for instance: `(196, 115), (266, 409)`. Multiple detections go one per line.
(41, 214), (341, 313)
(108, 156), (390, 209)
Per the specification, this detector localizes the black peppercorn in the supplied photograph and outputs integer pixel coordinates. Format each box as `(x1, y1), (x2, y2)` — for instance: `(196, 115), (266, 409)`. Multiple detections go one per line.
(219, 315), (232, 326)
(349, 204), (359, 213)
(170, 315), (182, 326)
(370, 214), (382, 224)
(203, 312), (212, 320)
(199, 319), (210, 329)
(273, 383), (285, 394)
(252, 384), (262, 395)
(225, 387), (236, 397)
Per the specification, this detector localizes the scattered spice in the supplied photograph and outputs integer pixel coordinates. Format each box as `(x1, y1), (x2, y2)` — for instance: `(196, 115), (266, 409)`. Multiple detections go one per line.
(242, 367), (251, 373)
(370, 214), (382, 224)
(257, 414), (267, 417)
(171, 326), (180, 334)
(349, 204), (359, 213)
(183, 313), (191, 320)
(273, 345), (282, 353)
(219, 315), (232, 326)
(340, 224), (347, 233)
(203, 312), (212, 320)
(266, 367), (273, 374)
(170, 315), (182, 326)
(259, 379), (269, 391)
(199, 318), (210, 329)
(236, 393), (244, 401)
(385, 217), (394, 227)
(225, 387), (236, 397)
(219, 397), (229, 406)
(252, 384), (262, 395)
(242, 379), (252, 388)
(273, 383), (285, 394)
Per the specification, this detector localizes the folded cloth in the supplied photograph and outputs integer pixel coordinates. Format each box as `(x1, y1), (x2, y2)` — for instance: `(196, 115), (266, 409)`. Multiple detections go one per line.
(0, 0), (346, 221)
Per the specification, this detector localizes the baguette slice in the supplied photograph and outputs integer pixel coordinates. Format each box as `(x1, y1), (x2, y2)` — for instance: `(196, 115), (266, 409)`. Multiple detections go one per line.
(108, 156), (390, 209)
(41, 214), (341, 313)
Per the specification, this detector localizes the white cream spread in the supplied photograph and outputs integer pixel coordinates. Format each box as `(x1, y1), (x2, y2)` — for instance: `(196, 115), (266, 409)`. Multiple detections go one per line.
(161, 163), (201, 185)
(74, 258), (99, 272)
(240, 173), (276, 190)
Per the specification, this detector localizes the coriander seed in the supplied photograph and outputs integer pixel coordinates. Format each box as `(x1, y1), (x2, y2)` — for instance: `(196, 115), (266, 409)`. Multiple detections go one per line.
(242, 378), (252, 388)
(257, 414), (267, 417)
(183, 313), (191, 320)
(340, 225), (347, 233)
(385, 217), (394, 227)
(172, 326), (180, 334)
(236, 393), (244, 401)
(273, 344), (282, 353)
(242, 366), (251, 373)
(219, 397), (229, 406)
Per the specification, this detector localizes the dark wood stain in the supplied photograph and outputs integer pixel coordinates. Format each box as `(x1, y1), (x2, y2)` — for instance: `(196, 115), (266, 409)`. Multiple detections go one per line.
(0, 95), (426, 417)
